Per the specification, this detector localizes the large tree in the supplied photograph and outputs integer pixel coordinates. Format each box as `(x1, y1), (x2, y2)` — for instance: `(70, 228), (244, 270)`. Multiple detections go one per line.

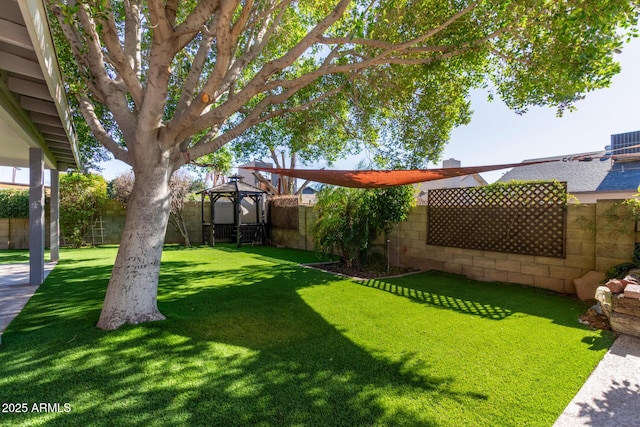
(48, 0), (639, 330)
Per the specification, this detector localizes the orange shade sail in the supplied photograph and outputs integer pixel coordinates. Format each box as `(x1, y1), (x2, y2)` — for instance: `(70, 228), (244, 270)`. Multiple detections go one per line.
(242, 159), (557, 188)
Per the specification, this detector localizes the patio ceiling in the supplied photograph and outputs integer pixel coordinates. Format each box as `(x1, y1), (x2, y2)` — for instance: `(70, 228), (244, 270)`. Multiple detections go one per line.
(0, 0), (79, 170)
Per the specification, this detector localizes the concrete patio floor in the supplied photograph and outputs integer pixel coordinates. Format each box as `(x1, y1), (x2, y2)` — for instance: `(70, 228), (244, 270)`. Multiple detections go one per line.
(0, 262), (56, 337)
(0, 261), (639, 425)
(554, 333), (640, 426)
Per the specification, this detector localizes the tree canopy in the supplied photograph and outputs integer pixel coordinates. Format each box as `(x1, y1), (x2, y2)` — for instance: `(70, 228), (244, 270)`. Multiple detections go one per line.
(49, 0), (639, 172)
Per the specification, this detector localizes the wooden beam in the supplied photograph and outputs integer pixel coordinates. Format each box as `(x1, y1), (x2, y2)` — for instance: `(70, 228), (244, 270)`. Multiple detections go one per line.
(30, 112), (62, 126)
(0, 2), (24, 25)
(20, 96), (58, 115)
(0, 18), (33, 51)
(41, 133), (69, 144)
(37, 124), (67, 136)
(43, 141), (72, 150)
(8, 77), (51, 100)
(0, 51), (42, 80)
(49, 152), (76, 162)
(50, 154), (75, 163)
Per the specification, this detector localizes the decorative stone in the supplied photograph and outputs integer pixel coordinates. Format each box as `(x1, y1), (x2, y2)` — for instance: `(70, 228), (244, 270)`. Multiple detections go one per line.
(612, 295), (640, 317)
(624, 284), (640, 300)
(574, 271), (607, 301)
(610, 311), (640, 338)
(628, 268), (640, 277)
(596, 286), (612, 319)
(606, 279), (626, 294)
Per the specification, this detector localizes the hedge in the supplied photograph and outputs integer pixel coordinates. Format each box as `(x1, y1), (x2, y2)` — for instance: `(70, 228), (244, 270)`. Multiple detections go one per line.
(0, 189), (29, 219)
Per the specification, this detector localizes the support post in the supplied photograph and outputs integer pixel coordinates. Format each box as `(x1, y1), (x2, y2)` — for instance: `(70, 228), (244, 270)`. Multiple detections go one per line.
(236, 195), (242, 248)
(50, 169), (59, 262)
(210, 195), (216, 246)
(201, 192), (206, 245)
(29, 148), (45, 285)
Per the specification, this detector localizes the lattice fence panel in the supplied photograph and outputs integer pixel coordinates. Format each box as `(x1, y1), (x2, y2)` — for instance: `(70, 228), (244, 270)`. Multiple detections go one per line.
(427, 182), (567, 257)
(269, 197), (299, 230)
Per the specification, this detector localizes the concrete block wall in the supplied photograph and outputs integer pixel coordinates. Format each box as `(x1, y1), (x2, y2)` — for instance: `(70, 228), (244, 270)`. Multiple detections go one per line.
(102, 199), (210, 245)
(164, 202), (208, 245)
(269, 205), (316, 251)
(594, 200), (636, 271)
(0, 209), (51, 250)
(386, 201), (635, 294)
(270, 201), (637, 296)
(0, 219), (30, 249)
(101, 200), (127, 244)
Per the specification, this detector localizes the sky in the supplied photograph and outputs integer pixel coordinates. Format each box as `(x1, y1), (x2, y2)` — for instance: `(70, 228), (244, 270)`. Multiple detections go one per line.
(2, 36), (639, 186)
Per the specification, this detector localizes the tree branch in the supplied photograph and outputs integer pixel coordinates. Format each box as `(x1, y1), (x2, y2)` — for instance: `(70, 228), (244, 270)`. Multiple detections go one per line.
(77, 95), (131, 165)
(174, 0), (222, 37)
(252, 171), (279, 194)
(175, 30), (215, 113)
(179, 83), (343, 167)
(174, 0), (352, 144)
(124, 0), (143, 78)
(98, 3), (144, 109)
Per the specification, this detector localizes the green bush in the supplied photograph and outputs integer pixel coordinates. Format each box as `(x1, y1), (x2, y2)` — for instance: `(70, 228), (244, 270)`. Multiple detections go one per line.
(605, 262), (640, 280)
(312, 185), (415, 267)
(0, 189), (30, 219)
(313, 187), (369, 267)
(60, 172), (107, 247)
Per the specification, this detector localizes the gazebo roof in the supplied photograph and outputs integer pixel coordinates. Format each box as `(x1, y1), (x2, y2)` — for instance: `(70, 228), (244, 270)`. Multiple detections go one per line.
(200, 175), (267, 197)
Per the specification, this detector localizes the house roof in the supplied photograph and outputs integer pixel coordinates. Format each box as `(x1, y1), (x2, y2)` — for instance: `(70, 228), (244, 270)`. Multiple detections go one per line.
(418, 173), (487, 191)
(0, 0), (80, 170)
(498, 151), (640, 193)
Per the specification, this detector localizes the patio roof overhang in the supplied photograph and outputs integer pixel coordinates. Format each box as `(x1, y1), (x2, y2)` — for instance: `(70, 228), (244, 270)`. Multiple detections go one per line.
(0, 0), (80, 170)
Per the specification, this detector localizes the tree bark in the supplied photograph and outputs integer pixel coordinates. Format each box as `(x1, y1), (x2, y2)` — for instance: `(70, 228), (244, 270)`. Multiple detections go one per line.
(96, 165), (172, 330)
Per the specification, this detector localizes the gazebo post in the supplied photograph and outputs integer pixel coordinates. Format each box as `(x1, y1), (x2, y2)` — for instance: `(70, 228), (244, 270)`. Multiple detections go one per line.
(254, 195), (260, 224)
(236, 194), (243, 248)
(210, 194), (216, 246)
(200, 192), (205, 245)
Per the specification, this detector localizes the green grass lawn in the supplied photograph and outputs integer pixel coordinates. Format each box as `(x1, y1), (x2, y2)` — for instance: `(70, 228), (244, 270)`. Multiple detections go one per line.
(0, 245), (614, 426)
(0, 249), (51, 264)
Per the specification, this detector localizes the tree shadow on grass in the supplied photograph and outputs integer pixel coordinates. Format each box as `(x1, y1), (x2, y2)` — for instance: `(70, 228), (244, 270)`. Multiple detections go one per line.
(212, 243), (334, 264)
(0, 250), (488, 426)
(357, 271), (606, 331)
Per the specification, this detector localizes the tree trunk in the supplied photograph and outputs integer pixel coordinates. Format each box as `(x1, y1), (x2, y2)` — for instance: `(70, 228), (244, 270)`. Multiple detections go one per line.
(96, 165), (172, 330)
(169, 213), (191, 247)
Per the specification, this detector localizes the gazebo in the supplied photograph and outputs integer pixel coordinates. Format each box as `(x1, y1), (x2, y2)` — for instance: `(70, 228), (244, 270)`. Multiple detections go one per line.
(199, 175), (268, 247)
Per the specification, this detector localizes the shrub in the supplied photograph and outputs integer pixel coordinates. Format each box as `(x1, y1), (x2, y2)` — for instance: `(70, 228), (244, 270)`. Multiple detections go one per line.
(60, 173), (107, 247)
(0, 189), (29, 219)
(312, 185), (415, 267)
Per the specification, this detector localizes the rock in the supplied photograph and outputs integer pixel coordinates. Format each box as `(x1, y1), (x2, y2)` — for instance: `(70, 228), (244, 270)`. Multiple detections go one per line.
(590, 302), (603, 315)
(579, 307), (612, 330)
(624, 284), (640, 299)
(628, 268), (640, 277)
(574, 271), (607, 301)
(596, 286), (612, 318)
(606, 279), (626, 293)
